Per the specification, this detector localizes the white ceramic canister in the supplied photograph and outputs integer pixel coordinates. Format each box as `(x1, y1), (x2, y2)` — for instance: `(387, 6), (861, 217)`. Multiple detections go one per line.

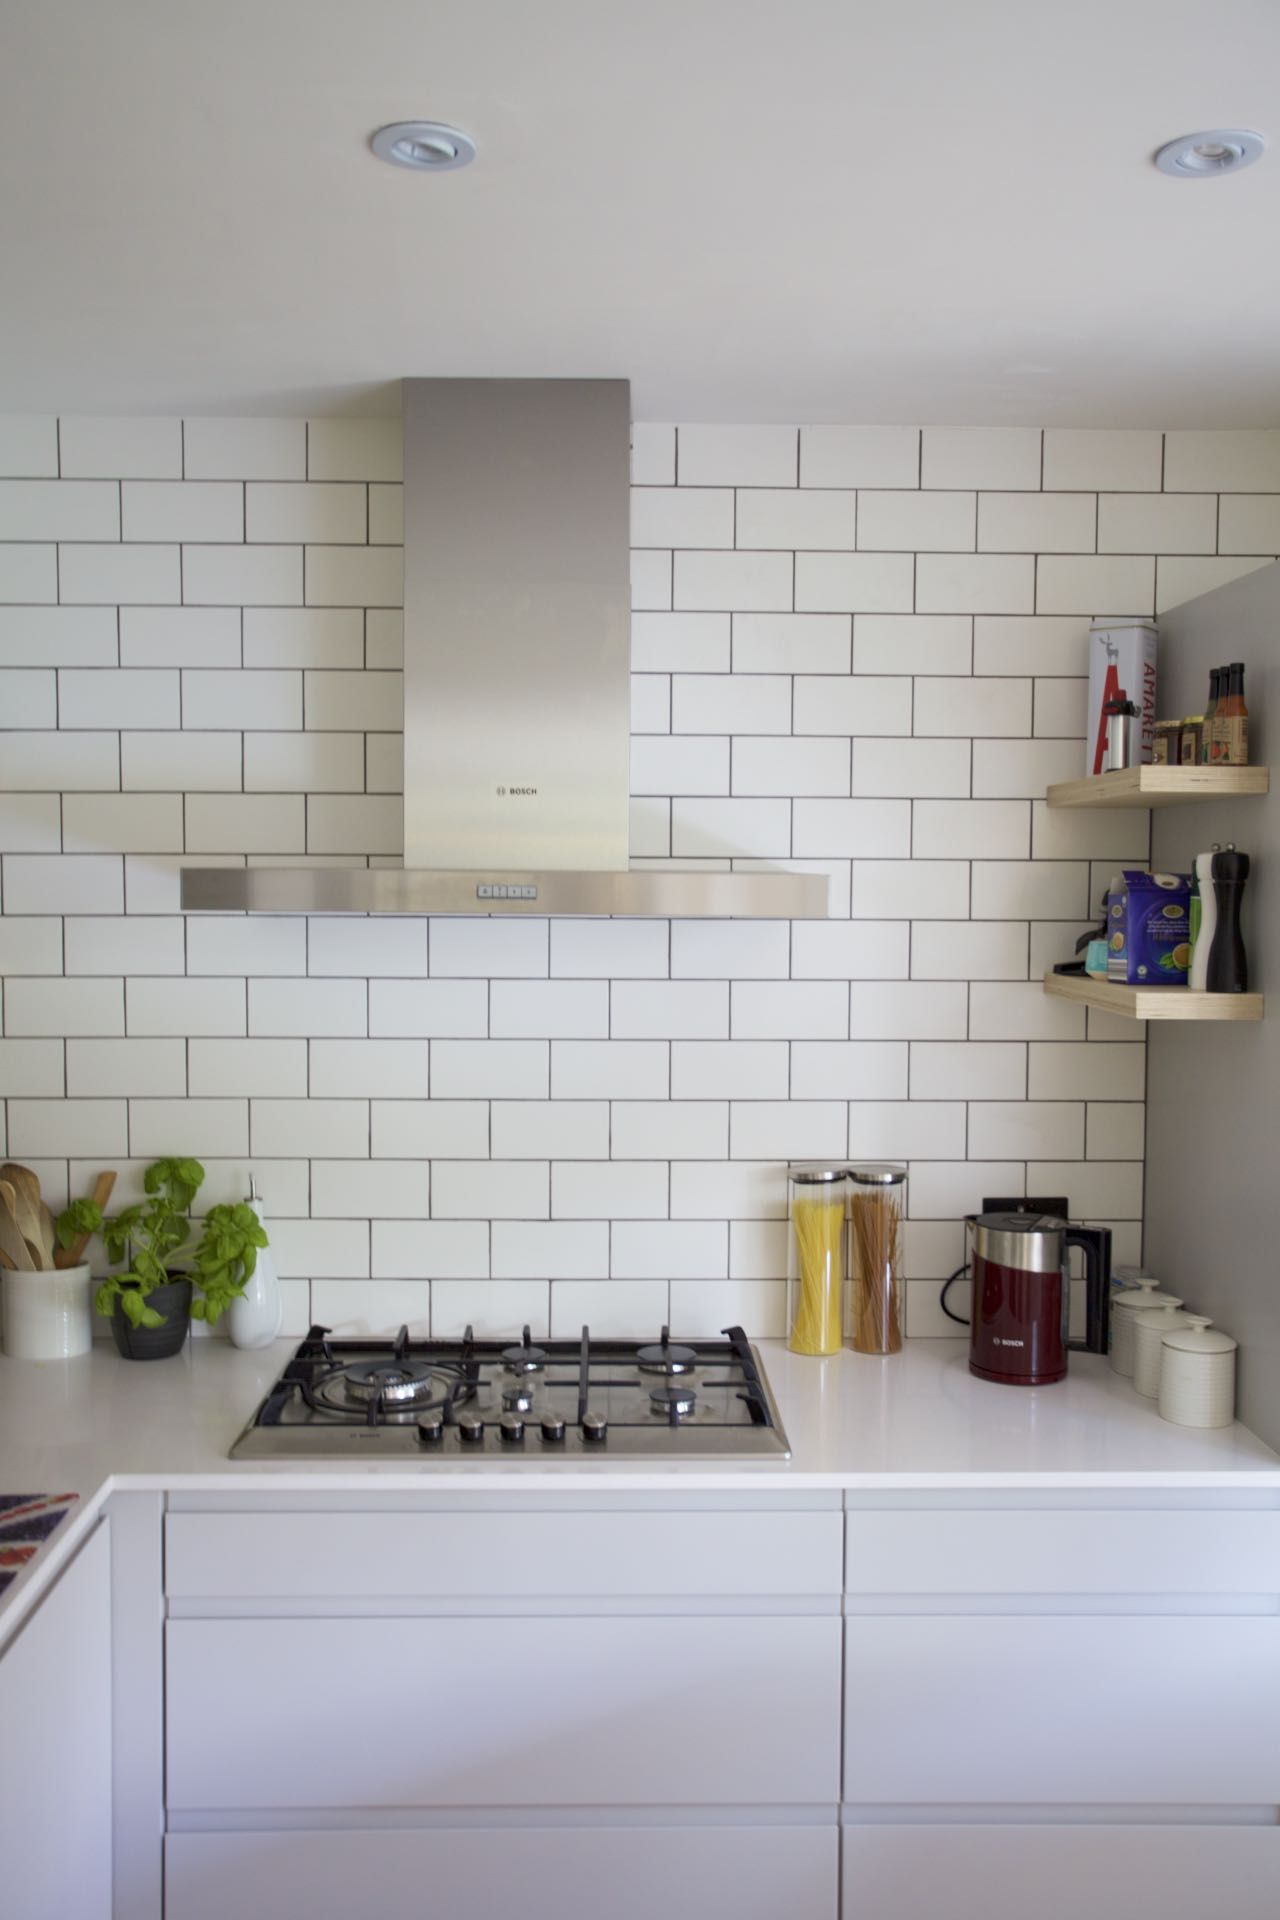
(2, 1264), (94, 1359)
(227, 1177), (283, 1351)
(1159, 1322), (1238, 1429)
(1110, 1280), (1182, 1377)
(1133, 1308), (1208, 1399)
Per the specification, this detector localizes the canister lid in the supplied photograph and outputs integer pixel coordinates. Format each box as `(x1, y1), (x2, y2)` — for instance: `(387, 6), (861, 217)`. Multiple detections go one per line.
(1112, 1286), (1181, 1314)
(1164, 1320), (1238, 1355)
(1132, 1305), (1196, 1331)
(787, 1162), (846, 1184)
(847, 1162), (908, 1186)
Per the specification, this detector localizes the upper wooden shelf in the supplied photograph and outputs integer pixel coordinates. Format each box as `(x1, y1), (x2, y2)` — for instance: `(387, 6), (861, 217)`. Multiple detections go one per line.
(1045, 766), (1269, 809)
(1044, 971), (1264, 1022)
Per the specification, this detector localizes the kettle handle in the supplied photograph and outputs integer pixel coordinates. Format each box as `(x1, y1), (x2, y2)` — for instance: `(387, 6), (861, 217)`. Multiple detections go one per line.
(1065, 1226), (1113, 1356)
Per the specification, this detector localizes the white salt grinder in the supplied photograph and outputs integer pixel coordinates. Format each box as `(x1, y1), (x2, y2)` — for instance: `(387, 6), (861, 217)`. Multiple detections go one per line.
(1110, 1280), (1180, 1377)
(1132, 1307), (1206, 1400)
(1189, 847), (1220, 993)
(1159, 1321), (1238, 1429)
(228, 1174), (283, 1351)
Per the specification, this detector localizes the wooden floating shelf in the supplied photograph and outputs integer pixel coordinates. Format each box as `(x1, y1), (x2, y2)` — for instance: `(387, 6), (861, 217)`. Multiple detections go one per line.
(1043, 971), (1264, 1022)
(1045, 766), (1269, 809)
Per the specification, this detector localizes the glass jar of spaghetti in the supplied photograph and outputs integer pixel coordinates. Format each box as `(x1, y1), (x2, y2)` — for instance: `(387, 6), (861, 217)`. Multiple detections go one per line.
(847, 1163), (907, 1355)
(786, 1164), (848, 1356)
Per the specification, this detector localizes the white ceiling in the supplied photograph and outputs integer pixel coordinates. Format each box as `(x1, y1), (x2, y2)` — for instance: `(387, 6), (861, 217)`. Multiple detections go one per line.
(5, 0), (1280, 423)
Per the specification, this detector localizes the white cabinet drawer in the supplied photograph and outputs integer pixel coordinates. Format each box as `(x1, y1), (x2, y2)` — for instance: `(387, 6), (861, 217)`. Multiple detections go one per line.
(845, 1508), (1280, 1596)
(168, 1613), (841, 1809)
(167, 1825), (838, 1920)
(844, 1616), (1280, 1803)
(167, 1507), (842, 1599)
(842, 1824), (1280, 1920)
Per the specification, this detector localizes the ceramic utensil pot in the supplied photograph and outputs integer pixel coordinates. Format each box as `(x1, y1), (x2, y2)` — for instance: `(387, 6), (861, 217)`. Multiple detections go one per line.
(2, 1264), (93, 1359)
(966, 1212), (1112, 1386)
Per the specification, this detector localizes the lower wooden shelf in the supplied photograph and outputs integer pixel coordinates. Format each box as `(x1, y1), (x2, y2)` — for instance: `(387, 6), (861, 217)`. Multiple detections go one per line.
(1043, 971), (1264, 1021)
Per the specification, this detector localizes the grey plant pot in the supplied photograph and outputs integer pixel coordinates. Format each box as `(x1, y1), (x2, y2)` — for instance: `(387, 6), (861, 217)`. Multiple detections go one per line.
(110, 1276), (193, 1361)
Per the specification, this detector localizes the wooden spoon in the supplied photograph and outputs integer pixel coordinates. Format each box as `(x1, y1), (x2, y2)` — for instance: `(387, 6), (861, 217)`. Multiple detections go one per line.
(0, 1189), (37, 1273)
(0, 1168), (51, 1271)
(54, 1170), (117, 1270)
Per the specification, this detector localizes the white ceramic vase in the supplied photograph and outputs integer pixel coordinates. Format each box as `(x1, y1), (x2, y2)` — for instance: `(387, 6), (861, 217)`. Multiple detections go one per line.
(2, 1263), (94, 1359)
(228, 1186), (282, 1351)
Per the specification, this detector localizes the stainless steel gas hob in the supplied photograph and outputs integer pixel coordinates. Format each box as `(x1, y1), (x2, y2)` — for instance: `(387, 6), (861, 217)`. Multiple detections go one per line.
(230, 1323), (791, 1461)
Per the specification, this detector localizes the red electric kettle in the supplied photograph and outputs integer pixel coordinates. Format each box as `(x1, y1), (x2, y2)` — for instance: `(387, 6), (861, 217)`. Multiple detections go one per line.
(965, 1212), (1112, 1386)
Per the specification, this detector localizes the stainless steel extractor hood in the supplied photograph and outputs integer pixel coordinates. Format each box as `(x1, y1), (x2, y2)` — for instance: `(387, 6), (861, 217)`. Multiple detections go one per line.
(181, 379), (827, 919)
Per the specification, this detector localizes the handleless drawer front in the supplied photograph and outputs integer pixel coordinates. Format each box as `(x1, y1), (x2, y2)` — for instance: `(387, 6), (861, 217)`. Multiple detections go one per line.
(844, 1616), (1280, 1804)
(841, 1825), (1280, 1920)
(166, 1508), (842, 1600)
(166, 1826), (839, 1920)
(845, 1508), (1280, 1596)
(167, 1614), (842, 1810)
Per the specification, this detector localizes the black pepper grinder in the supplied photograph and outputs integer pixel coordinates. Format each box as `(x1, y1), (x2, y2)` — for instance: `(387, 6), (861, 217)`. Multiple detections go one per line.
(1205, 843), (1250, 993)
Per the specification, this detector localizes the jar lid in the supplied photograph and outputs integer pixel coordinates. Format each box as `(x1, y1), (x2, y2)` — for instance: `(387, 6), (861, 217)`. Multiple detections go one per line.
(1113, 1265), (1154, 1285)
(1133, 1305), (1198, 1331)
(787, 1162), (846, 1184)
(1164, 1322), (1238, 1355)
(847, 1162), (908, 1186)
(1113, 1286), (1181, 1314)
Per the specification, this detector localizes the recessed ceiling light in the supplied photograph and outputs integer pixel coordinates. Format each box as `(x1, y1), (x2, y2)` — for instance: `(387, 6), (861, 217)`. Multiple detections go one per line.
(371, 121), (476, 173)
(1154, 129), (1266, 178)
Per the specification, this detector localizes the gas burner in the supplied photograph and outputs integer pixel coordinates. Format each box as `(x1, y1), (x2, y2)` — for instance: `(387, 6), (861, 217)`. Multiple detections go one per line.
(503, 1382), (536, 1413)
(502, 1326), (547, 1374)
(649, 1382), (698, 1420)
(637, 1326), (698, 1376)
(340, 1359), (437, 1407)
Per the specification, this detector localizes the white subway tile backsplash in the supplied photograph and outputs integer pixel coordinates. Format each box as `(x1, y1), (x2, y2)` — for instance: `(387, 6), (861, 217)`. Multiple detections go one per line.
(305, 545), (402, 608)
(371, 1101), (490, 1160)
(729, 1099), (848, 1159)
(120, 608), (241, 668)
(185, 793), (304, 853)
(848, 981), (967, 1040)
(1035, 554), (1154, 615)
(671, 1277), (787, 1338)
(250, 1098), (368, 1158)
(552, 1161), (667, 1219)
(311, 1159), (429, 1219)
(367, 979), (486, 1039)
(631, 425), (675, 486)
(673, 550), (792, 611)
(973, 737), (1081, 797)
(243, 607), (363, 669)
(910, 920), (1027, 980)
(249, 977), (367, 1036)
(430, 1159), (548, 1220)
(183, 669), (301, 730)
(122, 482), (242, 543)
(431, 918), (548, 979)
(912, 799), (1029, 859)
(670, 796), (790, 858)
(853, 614), (971, 675)
(631, 611), (729, 671)
(0, 480), (119, 541)
(794, 551), (913, 612)
(971, 860), (1088, 920)
(732, 613), (850, 674)
(613, 1219), (725, 1280)
(494, 1102), (610, 1161)
(247, 483), (366, 544)
(0, 731), (111, 794)
(792, 798), (910, 857)
(7, 1098), (127, 1157)
(858, 490), (974, 552)
(977, 492), (1096, 553)
(913, 676), (1030, 737)
(792, 919), (910, 980)
(921, 428), (1041, 491)
(972, 615), (1089, 677)
(735, 738), (850, 797)
(307, 418), (402, 483)
(0, 1038), (64, 1096)
(307, 793), (401, 855)
(1163, 430), (1280, 493)
(630, 550), (672, 610)
(630, 674), (670, 733)
(0, 606), (118, 668)
(1033, 678), (1088, 737)
(631, 486), (733, 548)
(273, 1221), (370, 1280)
(915, 553), (1034, 615)
(612, 1101), (728, 1159)
(1156, 555), (1270, 613)
(1027, 1041), (1145, 1101)
(800, 426), (918, 489)
(186, 915), (306, 976)
(1096, 492), (1215, 555)
(0, 545), (57, 602)
(1217, 495), (1280, 554)
(3, 854), (123, 914)
(0, 417), (58, 477)
(188, 1038), (307, 1097)
(59, 544), (181, 605)
(313, 1039), (432, 1098)
(184, 543), (301, 606)
(373, 1223), (487, 1281)
(848, 1101), (966, 1159)
(303, 669), (402, 731)
(65, 1037), (186, 1096)
(909, 1042), (1026, 1100)
(243, 732), (363, 793)
(670, 1040), (789, 1099)
(487, 979), (608, 1039)
(492, 1220), (608, 1280)
(1042, 429), (1162, 493)
(0, 794), (61, 852)
(611, 981), (726, 1040)
(853, 737), (970, 797)
(671, 672), (790, 734)
(793, 673), (912, 736)
(184, 418), (305, 480)
(968, 1101), (1084, 1160)
(667, 919), (783, 978)
(60, 417), (181, 478)
(0, 917), (64, 973)
(432, 1040), (548, 1099)
(736, 488), (856, 550)
(853, 858), (969, 920)
(969, 980), (1084, 1041)
(130, 1096), (248, 1157)
(1087, 1102), (1145, 1160)
(678, 426), (796, 487)
(126, 976), (245, 1036)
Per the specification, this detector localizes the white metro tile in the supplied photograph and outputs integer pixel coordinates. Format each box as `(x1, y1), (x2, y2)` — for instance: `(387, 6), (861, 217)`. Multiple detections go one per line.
(1028, 1160), (1143, 1218)
(59, 545), (180, 604)
(735, 739), (850, 797)
(362, 486), (399, 546)
(670, 1041), (789, 1099)
(630, 551), (671, 610)
(0, 546), (56, 601)
(365, 734), (402, 793)
(309, 1039), (429, 1097)
(968, 981), (1085, 1040)
(431, 918), (548, 978)
(0, 916), (64, 972)
(0, 1039), (65, 1096)
(187, 1039), (307, 1097)
(735, 489), (856, 550)
(731, 980), (847, 1039)
(1035, 555), (1154, 615)
(1097, 493), (1216, 555)
(308, 918), (427, 976)
(185, 794), (305, 854)
(669, 1160), (787, 1219)
(126, 977), (245, 1036)
(728, 1100), (848, 1159)
(852, 859), (969, 919)
(182, 669), (301, 730)
(634, 738), (715, 808)
(914, 677), (1030, 737)
(671, 672), (790, 734)
(248, 977), (367, 1036)
(631, 612), (729, 672)
(371, 1101), (489, 1159)
(853, 738), (970, 798)
(492, 1102), (610, 1160)
(302, 669), (402, 731)
(311, 1160), (429, 1218)
(1156, 556), (1270, 613)
(1217, 495), (1280, 554)
(915, 554), (1034, 615)
(119, 608), (240, 668)
(848, 981), (968, 1039)
(791, 1041), (908, 1100)
(1033, 680), (1088, 737)
(611, 981), (728, 1040)
(0, 416), (58, 477)
(431, 1040), (548, 1099)
(373, 1224), (488, 1281)
(670, 1278), (787, 1339)
(799, 426), (919, 489)
(0, 606), (117, 667)
(431, 1160), (548, 1220)
(1026, 1042), (1145, 1101)
(1163, 430), (1280, 493)
(551, 1041), (667, 1098)
(552, 1162), (668, 1220)
(1030, 800), (1149, 861)
(719, 1220), (784, 1279)
(921, 428), (1041, 491)
(908, 1043), (1026, 1099)
(612, 1221), (725, 1280)
(977, 492), (1096, 553)
(66, 1038), (187, 1096)
(310, 1279), (427, 1332)
(367, 979), (487, 1038)
(793, 674), (912, 736)
(307, 418), (402, 482)
(971, 860), (1088, 919)
(857, 490), (974, 551)
(791, 919), (910, 980)
(910, 1162), (1025, 1220)
(2, 854), (123, 914)
(732, 613), (851, 674)
(968, 1101), (1085, 1159)
(678, 425), (796, 487)
(183, 417), (305, 480)
(550, 1280), (670, 1339)
(0, 794), (60, 851)
(243, 607), (364, 668)
(1041, 430), (1162, 493)
(491, 980), (610, 1039)
(271, 1221), (370, 1281)
(551, 918), (669, 979)
(4, 975), (123, 1036)
(435, 1281), (550, 1337)
(973, 738), (1082, 797)
(7, 1099), (128, 1158)
(630, 487), (732, 548)
(182, 545), (301, 606)
(129, 1097), (248, 1157)
(246, 483), (366, 544)
(304, 546), (402, 608)
(58, 667), (178, 730)
(491, 1221), (608, 1280)
(673, 551), (792, 612)
(973, 616), (1089, 678)
(0, 480), (118, 540)
(306, 794), (402, 855)
(912, 799), (1029, 859)
(630, 674), (670, 733)
(121, 482), (242, 543)
(60, 417), (181, 478)
(794, 552), (913, 612)
(853, 615), (971, 675)
(249, 1098), (369, 1158)
(631, 424), (675, 486)
(791, 799), (910, 857)
(186, 915), (305, 975)
(670, 797), (790, 858)
(610, 1102), (728, 1159)
(669, 919), (786, 978)
(1087, 1103), (1145, 1159)
(910, 921), (1028, 980)
(243, 733), (364, 793)
(847, 1102), (966, 1159)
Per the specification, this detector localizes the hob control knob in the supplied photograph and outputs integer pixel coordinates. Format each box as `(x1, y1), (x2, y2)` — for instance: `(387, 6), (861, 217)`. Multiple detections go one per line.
(540, 1413), (567, 1444)
(457, 1413), (485, 1444)
(416, 1411), (444, 1445)
(499, 1413), (525, 1444)
(582, 1410), (608, 1443)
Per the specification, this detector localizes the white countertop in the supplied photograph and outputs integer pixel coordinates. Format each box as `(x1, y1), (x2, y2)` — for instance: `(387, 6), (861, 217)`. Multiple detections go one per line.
(2, 1334), (1277, 1640)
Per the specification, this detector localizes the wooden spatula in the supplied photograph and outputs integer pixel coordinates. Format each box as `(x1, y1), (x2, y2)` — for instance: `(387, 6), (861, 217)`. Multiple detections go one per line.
(0, 1186), (37, 1272)
(54, 1170), (117, 1270)
(1, 1165), (52, 1270)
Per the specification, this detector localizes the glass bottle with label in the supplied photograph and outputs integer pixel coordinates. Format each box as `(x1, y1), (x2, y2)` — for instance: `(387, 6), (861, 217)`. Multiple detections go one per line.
(1217, 662), (1248, 765)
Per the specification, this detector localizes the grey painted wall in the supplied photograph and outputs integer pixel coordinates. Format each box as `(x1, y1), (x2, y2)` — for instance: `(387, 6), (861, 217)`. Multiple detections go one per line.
(1146, 561), (1279, 1448)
